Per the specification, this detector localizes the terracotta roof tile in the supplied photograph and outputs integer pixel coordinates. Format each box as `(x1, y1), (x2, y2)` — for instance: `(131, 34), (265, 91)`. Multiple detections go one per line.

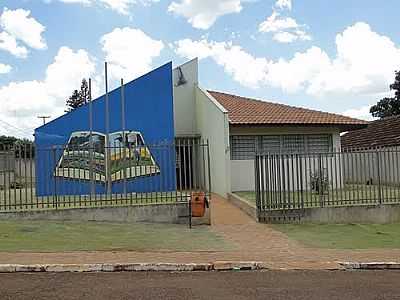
(208, 90), (368, 131)
(341, 115), (400, 149)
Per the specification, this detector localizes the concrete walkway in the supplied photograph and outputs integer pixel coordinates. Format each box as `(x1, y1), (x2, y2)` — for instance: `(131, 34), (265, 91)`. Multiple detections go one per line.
(1, 194), (400, 269)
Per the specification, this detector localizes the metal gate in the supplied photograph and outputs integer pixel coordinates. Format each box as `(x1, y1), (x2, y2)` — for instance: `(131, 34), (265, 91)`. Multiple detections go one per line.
(255, 148), (400, 223)
(255, 153), (305, 223)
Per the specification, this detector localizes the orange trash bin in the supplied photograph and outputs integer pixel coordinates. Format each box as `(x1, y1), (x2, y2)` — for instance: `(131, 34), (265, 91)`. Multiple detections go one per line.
(191, 192), (208, 217)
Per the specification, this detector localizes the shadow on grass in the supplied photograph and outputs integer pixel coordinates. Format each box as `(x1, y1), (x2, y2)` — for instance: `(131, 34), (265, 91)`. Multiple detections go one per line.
(0, 220), (235, 252)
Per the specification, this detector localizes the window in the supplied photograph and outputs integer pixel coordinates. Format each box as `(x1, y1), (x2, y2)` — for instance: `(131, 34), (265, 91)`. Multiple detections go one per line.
(261, 135), (280, 153)
(230, 134), (333, 160)
(306, 134), (332, 153)
(230, 136), (257, 160)
(282, 135), (305, 153)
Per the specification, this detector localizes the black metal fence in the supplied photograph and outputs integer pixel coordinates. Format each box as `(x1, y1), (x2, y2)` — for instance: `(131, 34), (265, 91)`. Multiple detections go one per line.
(0, 140), (211, 213)
(255, 148), (400, 222)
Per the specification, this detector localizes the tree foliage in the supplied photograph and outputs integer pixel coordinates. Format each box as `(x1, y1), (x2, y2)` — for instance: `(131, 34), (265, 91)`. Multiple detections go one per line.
(0, 135), (18, 147)
(65, 79), (90, 112)
(0, 135), (34, 157)
(0, 135), (31, 146)
(370, 70), (400, 118)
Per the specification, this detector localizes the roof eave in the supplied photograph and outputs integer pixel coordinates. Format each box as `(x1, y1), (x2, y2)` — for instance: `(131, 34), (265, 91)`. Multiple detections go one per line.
(229, 122), (368, 132)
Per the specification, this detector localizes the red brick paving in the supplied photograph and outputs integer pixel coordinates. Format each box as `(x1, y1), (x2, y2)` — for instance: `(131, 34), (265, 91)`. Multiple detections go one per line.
(1, 194), (400, 269)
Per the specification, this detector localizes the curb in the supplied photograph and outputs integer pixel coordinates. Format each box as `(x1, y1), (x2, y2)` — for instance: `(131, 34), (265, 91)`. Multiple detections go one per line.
(0, 261), (264, 273)
(339, 262), (400, 270)
(227, 193), (257, 221)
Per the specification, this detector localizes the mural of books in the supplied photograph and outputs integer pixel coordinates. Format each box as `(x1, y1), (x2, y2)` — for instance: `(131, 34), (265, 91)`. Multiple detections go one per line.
(55, 131), (160, 182)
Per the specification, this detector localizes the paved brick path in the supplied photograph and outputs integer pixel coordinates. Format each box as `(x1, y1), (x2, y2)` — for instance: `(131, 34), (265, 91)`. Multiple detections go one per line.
(1, 194), (400, 269)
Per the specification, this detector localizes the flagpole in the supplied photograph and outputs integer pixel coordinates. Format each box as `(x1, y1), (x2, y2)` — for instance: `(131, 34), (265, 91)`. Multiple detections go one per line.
(88, 78), (95, 197)
(121, 78), (127, 197)
(105, 62), (111, 196)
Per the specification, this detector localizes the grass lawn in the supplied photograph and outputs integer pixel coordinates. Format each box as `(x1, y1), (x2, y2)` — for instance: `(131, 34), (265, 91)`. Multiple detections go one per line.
(272, 223), (400, 249)
(0, 220), (234, 252)
(235, 184), (400, 208)
(235, 191), (257, 206)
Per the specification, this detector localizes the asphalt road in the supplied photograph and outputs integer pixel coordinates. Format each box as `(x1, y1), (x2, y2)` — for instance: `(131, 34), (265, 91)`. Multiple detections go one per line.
(1, 270), (400, 300)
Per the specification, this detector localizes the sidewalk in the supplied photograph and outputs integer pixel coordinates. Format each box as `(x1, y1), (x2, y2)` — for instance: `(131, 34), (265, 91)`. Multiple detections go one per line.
(1, 194), (400, 270)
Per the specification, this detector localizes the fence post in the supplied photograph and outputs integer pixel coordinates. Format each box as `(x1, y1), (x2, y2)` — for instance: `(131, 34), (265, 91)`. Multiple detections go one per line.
(376, 150), (382, 205)
(188, 193), (192, 229)
(254, 153), (260, 221)
(298, 153), (304, 210)
(318, 153), (324, 207)
(206, 139), (212, 199)
(52, 146), (58, 210)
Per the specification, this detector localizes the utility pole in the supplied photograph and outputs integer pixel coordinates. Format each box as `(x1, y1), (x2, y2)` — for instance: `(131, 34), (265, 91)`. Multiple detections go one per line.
(37, 116), (51, 125)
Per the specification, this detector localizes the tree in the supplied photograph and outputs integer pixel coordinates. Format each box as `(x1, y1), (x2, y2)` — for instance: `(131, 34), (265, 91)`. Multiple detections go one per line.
(370, 70), (400, 118)
(65, 79), (90, 112)
(65, 89), (81, 112)
(0, 135), (17, 147)
(0, 135), (34, 158)
(80, 78), (90, 104)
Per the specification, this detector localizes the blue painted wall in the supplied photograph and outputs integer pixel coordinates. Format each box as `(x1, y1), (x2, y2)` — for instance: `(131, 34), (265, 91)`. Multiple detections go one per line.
(35, 62), (176, 196)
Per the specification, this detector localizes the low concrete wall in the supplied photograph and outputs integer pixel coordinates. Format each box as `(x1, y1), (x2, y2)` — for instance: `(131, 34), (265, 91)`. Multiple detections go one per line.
(301, 204), (400, 224)
(0, 202), (212, 225)
(0, 203), (190, 224)
(227, 193), (257, 220)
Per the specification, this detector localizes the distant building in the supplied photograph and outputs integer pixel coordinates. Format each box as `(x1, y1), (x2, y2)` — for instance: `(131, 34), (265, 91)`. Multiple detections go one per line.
(341, 115), (400, 149)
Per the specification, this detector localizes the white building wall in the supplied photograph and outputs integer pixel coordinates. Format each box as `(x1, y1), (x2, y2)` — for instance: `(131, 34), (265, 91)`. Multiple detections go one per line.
(172, 58), (198, 136)
(230, 126), (342, 192)
(172, 59), (347, 196)
(195, 87), (231, 196)
(343, 146), (400, 185)
(231, 160), (255, 191)
(172, 59), (231, 196)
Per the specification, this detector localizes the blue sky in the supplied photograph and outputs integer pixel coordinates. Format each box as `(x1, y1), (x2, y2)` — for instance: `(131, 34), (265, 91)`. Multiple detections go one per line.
(0, 0), (399, 137)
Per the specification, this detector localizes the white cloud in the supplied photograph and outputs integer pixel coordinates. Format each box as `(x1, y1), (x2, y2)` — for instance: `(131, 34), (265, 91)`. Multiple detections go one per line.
(307, 22), (400, 96)
(259, 12), (298, 33)
(58, 0), (91, 3)
(0, 63), (11, 74)
(98, 0), (139, 14)
(266, 46), (331, 92)
(0, 47), (96, 138)
(275, 0), (291, 10)
(174, 39), (325, 90)
(342, 105), (374, 121)
(0, 26), (164, 138)
(259, 11), (311, 43)
(0, 31), (28, 58)
(168, 0), (243, 30)
(273, 30), (311, 43)
(174, 22), (400, 97)
(0, 8), (46, 50)
(45, 47), (97, 98)
(101, 27), (164, 82)
(52, 0), (159, 15)
(175, 39), (269, 88)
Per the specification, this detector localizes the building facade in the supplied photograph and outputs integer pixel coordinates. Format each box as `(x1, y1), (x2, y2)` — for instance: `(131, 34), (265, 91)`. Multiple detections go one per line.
(35, 59), (368, 197)
(173, 59), (367, 195)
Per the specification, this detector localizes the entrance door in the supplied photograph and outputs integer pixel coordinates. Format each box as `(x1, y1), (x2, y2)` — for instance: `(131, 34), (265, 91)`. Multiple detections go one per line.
(175, 137), (200, 190)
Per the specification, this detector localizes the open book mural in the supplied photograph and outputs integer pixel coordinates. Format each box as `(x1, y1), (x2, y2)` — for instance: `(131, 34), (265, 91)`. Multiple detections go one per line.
(55, 131), (160, 182)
